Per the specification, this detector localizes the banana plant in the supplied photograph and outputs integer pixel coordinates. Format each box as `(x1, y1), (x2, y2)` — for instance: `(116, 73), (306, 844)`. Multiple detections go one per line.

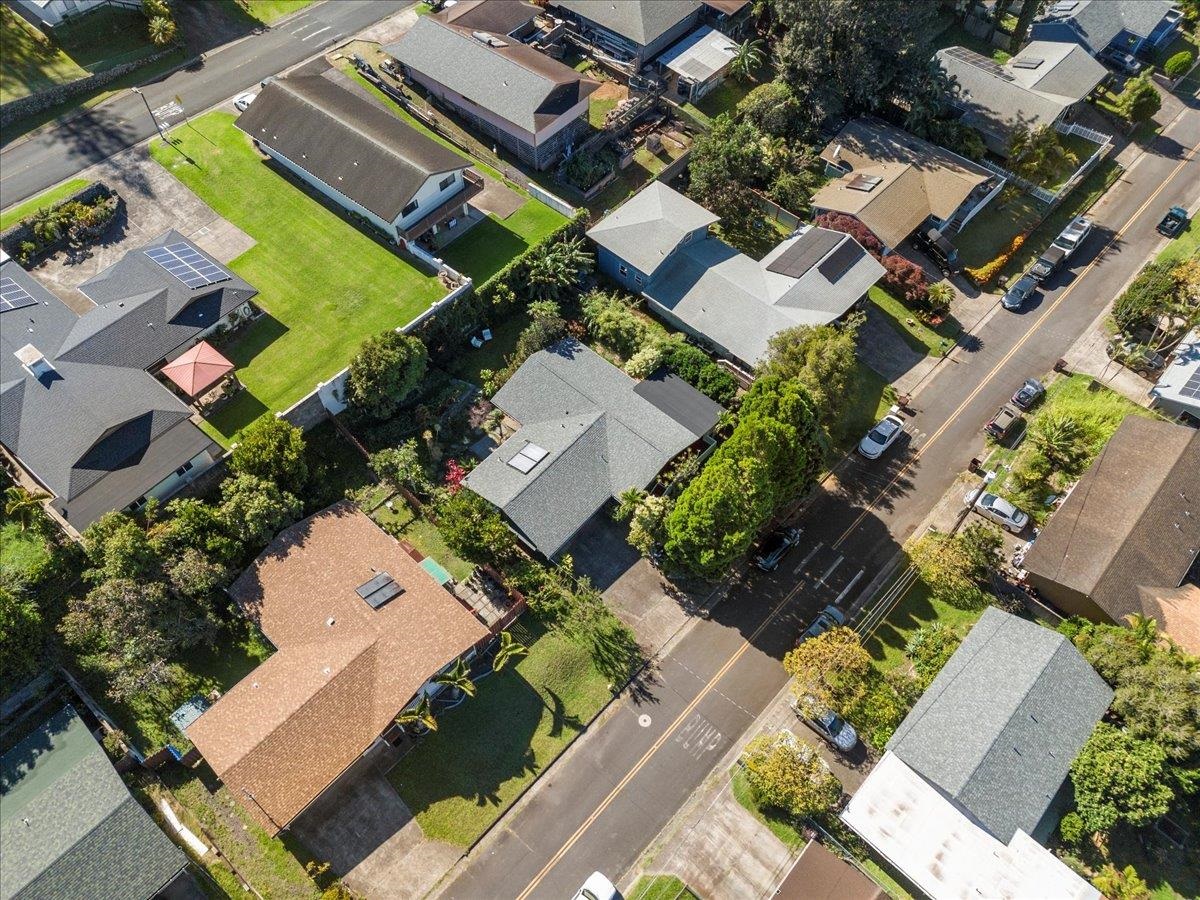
(493, 631), (528, 673)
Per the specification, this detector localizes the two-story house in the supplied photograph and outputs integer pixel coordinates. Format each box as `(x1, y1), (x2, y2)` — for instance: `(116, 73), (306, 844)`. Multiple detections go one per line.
(1031, 0), (1183, 60)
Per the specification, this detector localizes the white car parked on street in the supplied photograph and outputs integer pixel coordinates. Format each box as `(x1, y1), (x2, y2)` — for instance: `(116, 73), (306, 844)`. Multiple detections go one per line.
(857, 413), (905, 459)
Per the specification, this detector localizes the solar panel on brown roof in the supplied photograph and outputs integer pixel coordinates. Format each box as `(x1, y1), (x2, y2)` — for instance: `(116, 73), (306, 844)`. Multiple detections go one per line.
(817, 240), (866, 282)
(846, 173), (883, 192)
(765, 229), (842, 278)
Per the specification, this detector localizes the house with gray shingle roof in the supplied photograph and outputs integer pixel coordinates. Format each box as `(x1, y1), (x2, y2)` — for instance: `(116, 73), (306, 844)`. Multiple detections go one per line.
(550, 0), (704, 67)
(887, 607), (1112, 844)
(1032, 0), (1182, 57)
(0, 234), (252, 533)
(386, 1), (599, 171)
(1, 706), (190, 900)
(465, 340), (721, 556)
(936, 42), (1107, 155)
(588, 182), (884, 369)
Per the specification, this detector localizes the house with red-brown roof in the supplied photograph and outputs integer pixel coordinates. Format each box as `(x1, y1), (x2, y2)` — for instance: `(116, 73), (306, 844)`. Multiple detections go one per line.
(186, 502), (489, 834)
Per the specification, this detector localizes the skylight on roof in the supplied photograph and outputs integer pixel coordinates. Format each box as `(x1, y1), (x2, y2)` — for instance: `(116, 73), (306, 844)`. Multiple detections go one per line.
(1012, 57), (1045, 69)
(356, 572), (403, 609)
(846, 174), (883, 192)
(508, 442), (548, 474)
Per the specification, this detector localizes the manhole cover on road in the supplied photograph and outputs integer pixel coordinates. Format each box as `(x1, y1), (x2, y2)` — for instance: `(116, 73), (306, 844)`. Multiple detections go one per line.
(638, 714), (652, 728)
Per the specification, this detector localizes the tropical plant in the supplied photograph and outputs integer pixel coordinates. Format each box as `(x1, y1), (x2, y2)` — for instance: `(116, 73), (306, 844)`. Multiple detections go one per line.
(730, 38), (765, 80)
(492, 630), (528, 672)
(740, 731), (841, 817)
(345, 331), (429, 420)
(369, 440), (428, 491)
(1123, 612), (1160, 650)
(926, 281), (954, 314)
(1112, 71), (1162, 125)
(1007, 125), (1078, 185)
(4, 486), (48, 531)
(525, 235), (594, 301)
(907, 524), (1002, 610)
(1092, 864), (1151, 900)
(148, 15), (177, 46)
(1070, 723), (1174, 835)
(395, 694), (438, 732)
(434, 656), (476, 698)
(1029, 412), (1084, 469)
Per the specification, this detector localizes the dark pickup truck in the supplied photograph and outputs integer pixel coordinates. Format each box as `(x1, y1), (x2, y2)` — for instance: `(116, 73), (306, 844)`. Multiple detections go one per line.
(1030, 244), (1066, 282)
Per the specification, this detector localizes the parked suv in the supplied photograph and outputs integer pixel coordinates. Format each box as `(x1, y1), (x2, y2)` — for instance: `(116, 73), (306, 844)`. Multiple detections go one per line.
(912, 228), (962, 275)
(984, 404), (1023, 442)
(754, 526), (802, 572)
(792, 695), (859, 752)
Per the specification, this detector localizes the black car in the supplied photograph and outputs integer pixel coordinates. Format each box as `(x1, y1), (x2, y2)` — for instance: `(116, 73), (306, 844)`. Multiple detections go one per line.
(984, 404), (1023, 442)
(912, 228), (962, 275)
(1011, 378), (1045, 410)
(1158, 206), (1189, 237)
(754, 526), (802, 572)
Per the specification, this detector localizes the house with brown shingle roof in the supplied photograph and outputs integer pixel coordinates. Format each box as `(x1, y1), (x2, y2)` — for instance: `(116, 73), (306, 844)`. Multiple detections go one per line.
(186, 502), (489, 834)
(1023, 416), (1200, 638)
(810, 118), (999, 252)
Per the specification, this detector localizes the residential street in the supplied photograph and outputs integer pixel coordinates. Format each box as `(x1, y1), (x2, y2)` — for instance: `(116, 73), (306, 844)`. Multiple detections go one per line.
(0, 0), (407, 207)
(438, 97), (1200, 900)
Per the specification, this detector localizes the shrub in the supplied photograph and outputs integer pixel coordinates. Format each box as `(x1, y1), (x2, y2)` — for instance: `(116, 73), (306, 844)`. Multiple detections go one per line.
(230, 417), (308, 493)
(1058, 811), (1085, 847)
(740, 732), (841, 817)
(624, 343), (669, 379)
(814, 212), (883, 257)
(965, 233), (1026, 286)
(581, 290), (651, 358)
(1112, 261), (1179, 334)
(345, 331), (429, 420)
(881, 253), (929, 305)
(1165, 50), (1194, 78)
(664, 343), (738, 404)
(696, 364), (738, 405)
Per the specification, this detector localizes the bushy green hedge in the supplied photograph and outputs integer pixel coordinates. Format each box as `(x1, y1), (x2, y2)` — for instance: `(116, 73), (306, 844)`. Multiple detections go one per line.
(1164, 50), (1194, 79)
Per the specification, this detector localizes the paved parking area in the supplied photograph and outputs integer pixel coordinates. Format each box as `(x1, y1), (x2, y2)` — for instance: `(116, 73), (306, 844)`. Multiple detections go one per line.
(29, 144), (253, 312)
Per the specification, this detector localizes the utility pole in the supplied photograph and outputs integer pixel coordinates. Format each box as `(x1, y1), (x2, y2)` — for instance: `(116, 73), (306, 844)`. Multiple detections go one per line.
(130, 86), (167, 141)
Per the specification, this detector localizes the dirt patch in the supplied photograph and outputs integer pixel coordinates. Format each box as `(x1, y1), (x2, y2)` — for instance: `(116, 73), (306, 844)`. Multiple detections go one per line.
(592, 81), (628, 103)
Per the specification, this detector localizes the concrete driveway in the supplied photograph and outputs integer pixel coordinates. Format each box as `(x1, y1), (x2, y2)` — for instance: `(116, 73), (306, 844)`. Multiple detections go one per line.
(27, 143), (253, 313)
(290, 744), (460, 900)
(564, 513), (704, 658)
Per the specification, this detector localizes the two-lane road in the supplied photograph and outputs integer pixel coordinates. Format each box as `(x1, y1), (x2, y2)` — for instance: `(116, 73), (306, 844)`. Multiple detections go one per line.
(440, 99), (1200, 900)
(0, 0), (407, 207)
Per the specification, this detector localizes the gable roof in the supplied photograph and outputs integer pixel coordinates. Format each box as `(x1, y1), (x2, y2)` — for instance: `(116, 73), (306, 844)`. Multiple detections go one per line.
(587, 180), (719, 278)
(811, 118), (993, 249)
(552, 0), (701, 47)
(1022, 415), (1200, 622)
(887, 608), (1112, 843)
(0, 254), (218, 529)
(465, 340), (719, 555)
(1, 707), (186, 900)
(235, 72), (468, 222)
(187, 503), (488, 833)
(1039, 0), (1179, 51)
(936, 43), (1106, 143)
(594, 184), (883, 365)
(386, 15), (599, 135)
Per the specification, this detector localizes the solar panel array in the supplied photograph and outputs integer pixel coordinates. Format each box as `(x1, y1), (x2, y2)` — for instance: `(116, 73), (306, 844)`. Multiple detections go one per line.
(766, 229), (842, 278)
(0, 276), (38, 313)
(943, 45), (1013, 82)
(818, 240), (865, 282)
(356, 572), (404, 609)
(1181, 368), (1200, 401)
(508, 442), (549, 474)
(144, 242), (231, 290)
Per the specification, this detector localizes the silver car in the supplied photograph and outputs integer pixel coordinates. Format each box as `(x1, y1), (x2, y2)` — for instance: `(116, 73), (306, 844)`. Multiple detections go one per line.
(858, 413), (905, 459)
(802, 605), (846, 641)
(792, 695), (859, 752)
(1002, 274), (1037, 310)
(965, 490), (1029, 533)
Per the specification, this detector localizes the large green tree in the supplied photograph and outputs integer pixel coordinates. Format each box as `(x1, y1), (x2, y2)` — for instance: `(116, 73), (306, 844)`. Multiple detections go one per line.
(1070, 724), (1174, 835)
(739, 375), (823, 500)
(784, 626), (874, 713)
(741, 732), (842, 816)
(771, 0), (941, 120)
(435, 490), (517, 565)
(686, 114), (764, 235)
(230, 417), (308, 493)
(346, 330), (429, 420)
(81, 512), (162, 584)
(217, 474), (302, 548)
(0, 587), (44, 685)
(907, 523), (1002, 610)
(758, 319), (860, 433)
(1112, 72), (1162, 125)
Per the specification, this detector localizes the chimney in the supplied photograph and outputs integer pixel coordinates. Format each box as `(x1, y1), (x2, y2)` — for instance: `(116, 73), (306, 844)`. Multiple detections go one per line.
(15, 344), (54, 380)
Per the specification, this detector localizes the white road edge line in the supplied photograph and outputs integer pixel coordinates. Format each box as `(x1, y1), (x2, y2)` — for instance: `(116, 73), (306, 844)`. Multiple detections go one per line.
(816, 554), (844, 586)
(834, 569), (864, 606)
(793, 542), (823, 574)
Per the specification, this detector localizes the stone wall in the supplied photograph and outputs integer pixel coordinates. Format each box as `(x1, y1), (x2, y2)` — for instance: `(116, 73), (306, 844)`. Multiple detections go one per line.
(0, 43), (182, 131)
(0, 180), (114, 258)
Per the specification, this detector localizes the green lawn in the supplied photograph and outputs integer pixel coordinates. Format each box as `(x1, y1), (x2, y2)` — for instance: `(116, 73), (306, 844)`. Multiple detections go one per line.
(0, 521), (52, 582)
(829, 360), (895, 459)
(150, 112), (445, 444)
(370, 501), (474, 583)
(0, 5), (161, 103)
(861, 579), (983, 675)
(589, 95), (618, 129)
(218, 0), (314, 25)
(440, 200), (566, 283)
(1158, 212), (1198, 265)
(0, 177), (89, 230)
(683, 71), (761, 124)
(388, 620), (612, 845)
(868, 286), (960, 357)
(628, 875), (700, 900)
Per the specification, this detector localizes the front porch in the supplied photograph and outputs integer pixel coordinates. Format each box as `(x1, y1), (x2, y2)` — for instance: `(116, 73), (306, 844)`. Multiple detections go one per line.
(400, 170), (486, 252)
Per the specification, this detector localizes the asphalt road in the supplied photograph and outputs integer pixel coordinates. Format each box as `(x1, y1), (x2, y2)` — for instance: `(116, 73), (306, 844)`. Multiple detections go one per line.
(0, 0), (407, 207)
(442, 98), (1200, 900)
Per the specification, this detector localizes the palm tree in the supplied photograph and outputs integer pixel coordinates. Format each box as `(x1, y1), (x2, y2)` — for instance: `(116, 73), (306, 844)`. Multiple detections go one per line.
(1030, 412), (1083, 469)
(492, 631), (528, 672)
(4, 487), (48, 531)
(730, 38), (765, 81)
(926, 281), (955, 314)
(395, 695), (438, 733)
(148, 15), (177, 46)
(1124, 613), (1159, 650)
(487, 408), (507, 440)
(434, 657), (476, 699)
(526, 236), (594, 301)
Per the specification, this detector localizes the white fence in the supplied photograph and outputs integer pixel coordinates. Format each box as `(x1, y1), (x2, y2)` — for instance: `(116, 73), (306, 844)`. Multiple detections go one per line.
(527, 182), (578, 217)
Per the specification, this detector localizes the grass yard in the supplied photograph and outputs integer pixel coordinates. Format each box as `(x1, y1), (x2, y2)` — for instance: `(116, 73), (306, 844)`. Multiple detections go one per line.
(868, 286), (960, 356)
(828, 360), (895, 459)
(0, 177), (89, 230)
(861, 579), (983, 675)
(1157, 212), (1198, 265)
(0, 521), (52, 583)
(388, 620), (612, 845)
(682, 71), (762, 125)
(440, 200), (567, 283)
(218, 0), (314, 26)
(627, 875), (700, 900)
(589, 95), (618, 129)
(370, 500), (474, 583)
(150, 112), (445, 444)
(0, 5), (160, 103)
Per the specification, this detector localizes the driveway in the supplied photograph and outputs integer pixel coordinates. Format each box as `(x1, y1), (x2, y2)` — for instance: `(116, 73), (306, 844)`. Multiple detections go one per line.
(563, 513), (706, 658)
(27, 144), (253, 313)
(290, 743), (461, 900)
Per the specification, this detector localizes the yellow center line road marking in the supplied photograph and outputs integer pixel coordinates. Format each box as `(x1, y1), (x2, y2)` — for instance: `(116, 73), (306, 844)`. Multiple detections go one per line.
(832, 141), (1198, 551)
(514, 136), (1198, 900)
